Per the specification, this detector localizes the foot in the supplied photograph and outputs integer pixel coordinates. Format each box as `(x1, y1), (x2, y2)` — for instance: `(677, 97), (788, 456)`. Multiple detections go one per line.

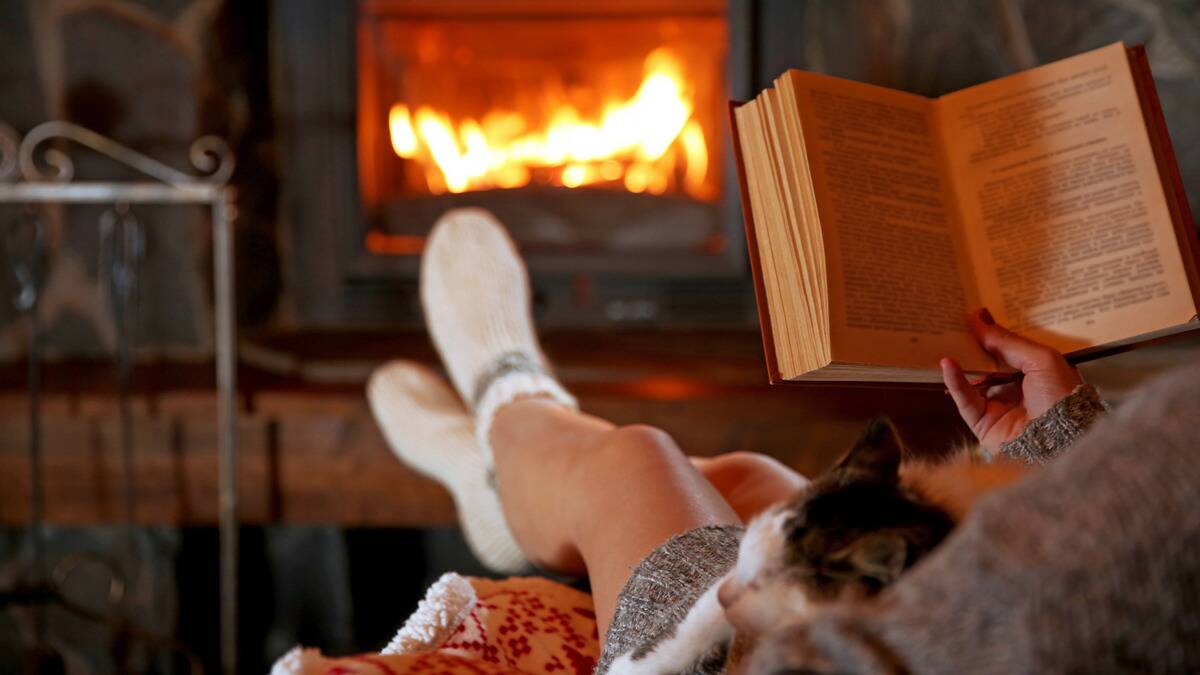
(367, 360), (529, 573)
(420, 208), (576, 462)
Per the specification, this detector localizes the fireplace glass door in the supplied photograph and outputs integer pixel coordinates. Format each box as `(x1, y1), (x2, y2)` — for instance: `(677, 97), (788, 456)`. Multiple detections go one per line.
(357, 1), (728, 269)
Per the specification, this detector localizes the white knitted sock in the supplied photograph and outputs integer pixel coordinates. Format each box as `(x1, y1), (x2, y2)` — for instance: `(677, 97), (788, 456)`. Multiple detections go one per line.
(420, 207), (577, 463)
(367, 360), (529, 573)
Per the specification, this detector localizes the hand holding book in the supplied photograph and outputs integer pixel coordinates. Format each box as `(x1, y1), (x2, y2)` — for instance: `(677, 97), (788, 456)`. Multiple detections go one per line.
(941, 308), (1084, 452)
(732, 43), (1200, 383)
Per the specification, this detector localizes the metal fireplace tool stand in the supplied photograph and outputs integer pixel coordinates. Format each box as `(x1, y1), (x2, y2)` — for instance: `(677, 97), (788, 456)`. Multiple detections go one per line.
(0, 121), (239, 675)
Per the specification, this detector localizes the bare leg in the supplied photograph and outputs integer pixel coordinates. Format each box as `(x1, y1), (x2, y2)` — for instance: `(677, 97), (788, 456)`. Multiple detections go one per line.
(372, 359), (806, 636)
(691, 452), (809, 522)
(414, 210), (801, 638)
(490, 399), (740, 637)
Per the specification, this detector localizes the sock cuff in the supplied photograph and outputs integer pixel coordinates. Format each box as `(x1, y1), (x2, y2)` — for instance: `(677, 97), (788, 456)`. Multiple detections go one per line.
(474, 370), (577, 466)
(471, 350), (550, 408)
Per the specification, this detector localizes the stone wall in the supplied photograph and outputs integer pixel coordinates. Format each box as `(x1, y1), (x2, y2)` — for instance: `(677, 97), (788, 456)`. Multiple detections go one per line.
(0, 0), (280, 362)
(757, 0), (1200, 217)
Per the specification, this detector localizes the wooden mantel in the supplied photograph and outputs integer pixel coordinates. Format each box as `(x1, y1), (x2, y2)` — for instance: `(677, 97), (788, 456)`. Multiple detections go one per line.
(0, 390), (458, 527)
(1, 328), (1189, 526)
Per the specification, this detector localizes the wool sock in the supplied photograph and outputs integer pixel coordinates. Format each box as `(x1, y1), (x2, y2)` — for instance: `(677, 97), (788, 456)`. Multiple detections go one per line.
(367, 360), (529, 573)
(420, 207), (577, 463)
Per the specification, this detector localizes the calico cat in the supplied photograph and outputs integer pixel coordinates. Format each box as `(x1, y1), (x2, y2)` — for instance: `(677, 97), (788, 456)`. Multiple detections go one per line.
(608, 418), (1027, 675)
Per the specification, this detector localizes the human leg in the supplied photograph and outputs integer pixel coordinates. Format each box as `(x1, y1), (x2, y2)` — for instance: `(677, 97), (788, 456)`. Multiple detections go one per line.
(368, 362), (529, 572)
(488, 399), (739, 635)
(691, 452), (809, 522)
(416, 208), (746, 636)
(370, 360), (810, 640)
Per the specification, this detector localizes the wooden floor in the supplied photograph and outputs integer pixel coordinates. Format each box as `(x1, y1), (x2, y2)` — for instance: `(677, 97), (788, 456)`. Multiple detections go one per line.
(2, 329), (1196, 527)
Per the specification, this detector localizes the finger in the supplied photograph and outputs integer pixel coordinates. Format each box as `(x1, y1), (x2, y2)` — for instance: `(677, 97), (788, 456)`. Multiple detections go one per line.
(967, 308), (1057, 372)
(941, 357), (986, 429)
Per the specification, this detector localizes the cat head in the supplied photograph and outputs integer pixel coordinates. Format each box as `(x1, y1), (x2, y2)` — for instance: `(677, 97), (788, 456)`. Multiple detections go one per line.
(718, 417), (954, 635)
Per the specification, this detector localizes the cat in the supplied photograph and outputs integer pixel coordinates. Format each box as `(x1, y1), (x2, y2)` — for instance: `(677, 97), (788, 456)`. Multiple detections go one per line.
(607, 418), (1028, 675)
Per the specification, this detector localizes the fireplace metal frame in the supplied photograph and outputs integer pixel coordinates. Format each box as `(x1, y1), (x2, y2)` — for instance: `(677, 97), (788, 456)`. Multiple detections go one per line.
(0, 120), (240, 675)
(274, 0), (759, 327)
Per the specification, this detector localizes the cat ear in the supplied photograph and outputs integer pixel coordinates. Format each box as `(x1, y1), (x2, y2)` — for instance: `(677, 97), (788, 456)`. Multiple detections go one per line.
(839, 531), (909, 585)
(831, 417), (903, 483)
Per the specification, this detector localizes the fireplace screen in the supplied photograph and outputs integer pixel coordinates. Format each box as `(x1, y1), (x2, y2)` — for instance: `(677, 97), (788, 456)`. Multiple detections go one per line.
(357, 2), (727, 261)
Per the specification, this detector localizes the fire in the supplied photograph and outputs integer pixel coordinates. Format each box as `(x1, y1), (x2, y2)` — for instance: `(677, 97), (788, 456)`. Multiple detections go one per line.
(387, 48), (712, 200)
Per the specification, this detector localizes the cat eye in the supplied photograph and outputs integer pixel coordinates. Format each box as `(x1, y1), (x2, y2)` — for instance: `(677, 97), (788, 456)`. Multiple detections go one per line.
(782, 514), (805, 536)
(817, 563), (857, 580)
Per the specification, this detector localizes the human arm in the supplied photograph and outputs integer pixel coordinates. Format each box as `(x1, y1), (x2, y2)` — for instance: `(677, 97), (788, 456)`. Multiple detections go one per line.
(939, 308), (1106, 461)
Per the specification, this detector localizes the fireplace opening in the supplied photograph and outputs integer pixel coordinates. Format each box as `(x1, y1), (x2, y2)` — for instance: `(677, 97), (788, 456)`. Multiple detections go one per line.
(357, 1), (728, 262)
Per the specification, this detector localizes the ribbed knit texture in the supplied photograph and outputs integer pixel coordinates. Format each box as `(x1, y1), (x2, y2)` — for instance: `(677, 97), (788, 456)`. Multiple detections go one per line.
(999, 383), (1109, 465)
(367, 361), (529, 573)
(473, 370), (577, 459)
(420, 208), (577, 465)
(598, 525), (744, 674)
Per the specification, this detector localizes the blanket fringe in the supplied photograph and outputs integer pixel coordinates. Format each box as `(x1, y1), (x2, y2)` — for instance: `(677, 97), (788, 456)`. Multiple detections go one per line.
(383, 572), (478, 655)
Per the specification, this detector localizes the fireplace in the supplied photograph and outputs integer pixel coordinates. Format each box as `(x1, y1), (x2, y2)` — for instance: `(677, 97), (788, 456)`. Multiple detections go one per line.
(276, 1), (757, 328)
(357, 0), (727, 266)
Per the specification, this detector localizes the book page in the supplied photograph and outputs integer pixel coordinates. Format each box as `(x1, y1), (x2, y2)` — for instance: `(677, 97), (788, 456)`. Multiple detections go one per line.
(737, 101), (816, 375)
(937, 43), (1197, 353)
(786, 71), (993, 371)
(762, 89), (823, 362)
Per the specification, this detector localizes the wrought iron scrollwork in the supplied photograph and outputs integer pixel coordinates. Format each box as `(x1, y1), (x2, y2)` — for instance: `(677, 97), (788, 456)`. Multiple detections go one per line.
(0, 117), (239, 675)
(13, 120), (234, 187)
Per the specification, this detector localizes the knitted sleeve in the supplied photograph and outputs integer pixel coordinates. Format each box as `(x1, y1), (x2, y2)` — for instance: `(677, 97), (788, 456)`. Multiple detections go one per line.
(997, 383), (1109, 464)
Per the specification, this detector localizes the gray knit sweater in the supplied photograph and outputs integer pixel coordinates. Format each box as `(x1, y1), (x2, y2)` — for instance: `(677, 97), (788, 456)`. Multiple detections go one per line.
(997, 382), (1109, 465)
(747, 366), (1200, 674)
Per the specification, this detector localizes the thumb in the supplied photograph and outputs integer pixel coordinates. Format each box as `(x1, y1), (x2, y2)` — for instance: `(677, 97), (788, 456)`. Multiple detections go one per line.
(940, 357), (985, 431)
(968, 308), (1057, 373)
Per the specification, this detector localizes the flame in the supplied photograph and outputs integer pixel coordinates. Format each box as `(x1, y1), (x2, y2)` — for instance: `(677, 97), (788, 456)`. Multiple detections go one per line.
(388, 104), (418, 158)
(387, 48), (712, 200)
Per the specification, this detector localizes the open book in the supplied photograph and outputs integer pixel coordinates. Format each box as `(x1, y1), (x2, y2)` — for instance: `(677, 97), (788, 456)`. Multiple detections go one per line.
(732, 43), (1200, 383)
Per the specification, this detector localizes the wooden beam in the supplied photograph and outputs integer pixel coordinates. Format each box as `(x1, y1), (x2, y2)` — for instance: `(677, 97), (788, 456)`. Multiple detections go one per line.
(0, 383), (971, 526)
(0, 403), (457, 527)
(0, 329), (1190, 526)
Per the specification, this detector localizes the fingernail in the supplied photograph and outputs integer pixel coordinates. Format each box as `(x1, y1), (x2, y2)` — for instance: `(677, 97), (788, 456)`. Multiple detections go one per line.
(979, 308), (995, 325)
